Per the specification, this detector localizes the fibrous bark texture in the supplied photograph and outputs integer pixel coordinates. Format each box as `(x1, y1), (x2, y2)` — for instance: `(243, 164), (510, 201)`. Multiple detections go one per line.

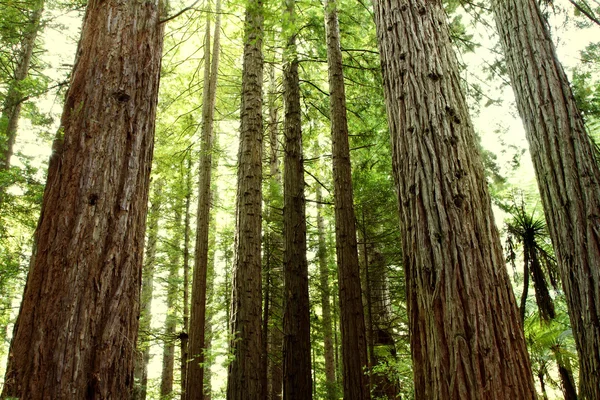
(324, 1), (370, 398)
(372, 0), (537, 398)
(282, 3), (312, 396)
(492, 1), (600, 397)
(186, 0), (221, 397)
(1, 0), (164, 398)
(226, 0), (264, 396)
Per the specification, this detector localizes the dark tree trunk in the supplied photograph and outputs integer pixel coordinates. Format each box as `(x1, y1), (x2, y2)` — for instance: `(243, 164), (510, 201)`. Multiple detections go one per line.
(372, 0), (537, 398)
(553, 347), (578, 400)
(1, 0), (164, 397)
(324, 0), (370, 398)
(282, 0), (312, 396)
(186, 0), (221, 397)
(316, 186), (337, 400)
(226, 0), (264, 396)
(492, 2), (600, 396)
(133, 181), (163, 400)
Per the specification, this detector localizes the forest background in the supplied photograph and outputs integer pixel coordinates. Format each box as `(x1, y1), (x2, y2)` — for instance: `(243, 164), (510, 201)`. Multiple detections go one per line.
(0, 0), (599, 398)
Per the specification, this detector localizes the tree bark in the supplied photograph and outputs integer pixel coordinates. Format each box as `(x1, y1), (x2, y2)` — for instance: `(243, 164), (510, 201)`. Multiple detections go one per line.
(133, 181), (163, 400)
(1, 0), (164, 397)
(491, 1), (600, 397)
(282, 0), (312, 396)
(226, 0), (264, 396)
(186, 0), (221, 397)
(372, 0), (537, 398)
(324, 1), (370, 399)
(316, 186), (337, 400)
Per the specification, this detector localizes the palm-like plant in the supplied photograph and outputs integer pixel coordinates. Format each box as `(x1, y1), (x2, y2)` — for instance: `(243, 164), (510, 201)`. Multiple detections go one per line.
(506, 201), (559, 322)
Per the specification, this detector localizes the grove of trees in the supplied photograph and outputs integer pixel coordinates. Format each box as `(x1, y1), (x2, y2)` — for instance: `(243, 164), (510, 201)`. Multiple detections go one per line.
(0, 0), (599, 399)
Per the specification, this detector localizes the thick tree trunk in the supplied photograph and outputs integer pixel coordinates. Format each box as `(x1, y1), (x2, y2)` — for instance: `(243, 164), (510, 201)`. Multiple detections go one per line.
(186, 0), (221, 397)
(316, 187), (337, 400)
(161, 206), (183, 399)
(282, 1), (312, 396)
(492, 1), (600, 396)
(0, 0), (43, 206)
(133, 181), (163, 400)
(1, 0), (164, 397)
(226, 0), (264, 396)
(324, 1), (370, 399)
(372, 0), (537, 398)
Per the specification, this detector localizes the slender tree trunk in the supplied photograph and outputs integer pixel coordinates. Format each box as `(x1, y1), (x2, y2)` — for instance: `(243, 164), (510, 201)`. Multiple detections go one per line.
(519, 250), (530, 324)
(372, 0), (537, 398)
(265, 64), (284, 400)
(181, 157), (193, 400)
(226, 0), (264, 396)
(316, 186), (337, 400)
(1, 0), (164, 397)
(324, 1), (370, 398)
(186, 0), (221, 397)
(133, 181), (163, 400)
(282, 0), (312, 396)
(161, 205), (183, 399)
(0, 0), (43, 172)
(492, 2), (600, 396)
(0, 0), (44, 207)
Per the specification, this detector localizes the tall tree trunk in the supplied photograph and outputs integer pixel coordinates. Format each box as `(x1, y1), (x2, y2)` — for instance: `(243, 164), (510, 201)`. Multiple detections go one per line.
(1, 0), (164, 397)
(226, 0), (264, 396)
(0, 0), (44, 206)
(324, 1), (370, 399)
(265, 64), (284, 400)
(282, 0), (312, 396)
(186, 0), (221, 397)
(133, 181), (163, 400)
(372, 0), (537, 398)
(491, 2), (600, 396)
(180, 157), (192, 400)
(161, 205), (183, 399)
(316, 186), (337, 400)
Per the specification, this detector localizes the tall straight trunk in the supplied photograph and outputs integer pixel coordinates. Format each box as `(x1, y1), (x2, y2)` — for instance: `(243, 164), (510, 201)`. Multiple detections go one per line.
(265, 64), (284, 400)
(492, 1), (600, 396)
(282, 0), (312, 396)
(133, 181), (163, 400)
(186, 0), (221, 397)
(372, 0), (537, 398)
(226, 0), (264, 396)
(180, 157), (193, 400)
(0, 0), (43, 173)
(161, 206), (183, 399)
(316, 186), (337, 400)
(323, 1), (370, 398)
(1, 0), (164, 397)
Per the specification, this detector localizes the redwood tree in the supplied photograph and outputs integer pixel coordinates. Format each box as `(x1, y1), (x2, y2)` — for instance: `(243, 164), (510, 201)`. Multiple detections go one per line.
(281, 0), (312, 396)
(226, 0), (264, 396)
(186, 0), (221, 397)
(1, 0), (165, 397)
(492, 1), (600, 397)
(372, 0), (537, 398)
(324, 0), (370, 398)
